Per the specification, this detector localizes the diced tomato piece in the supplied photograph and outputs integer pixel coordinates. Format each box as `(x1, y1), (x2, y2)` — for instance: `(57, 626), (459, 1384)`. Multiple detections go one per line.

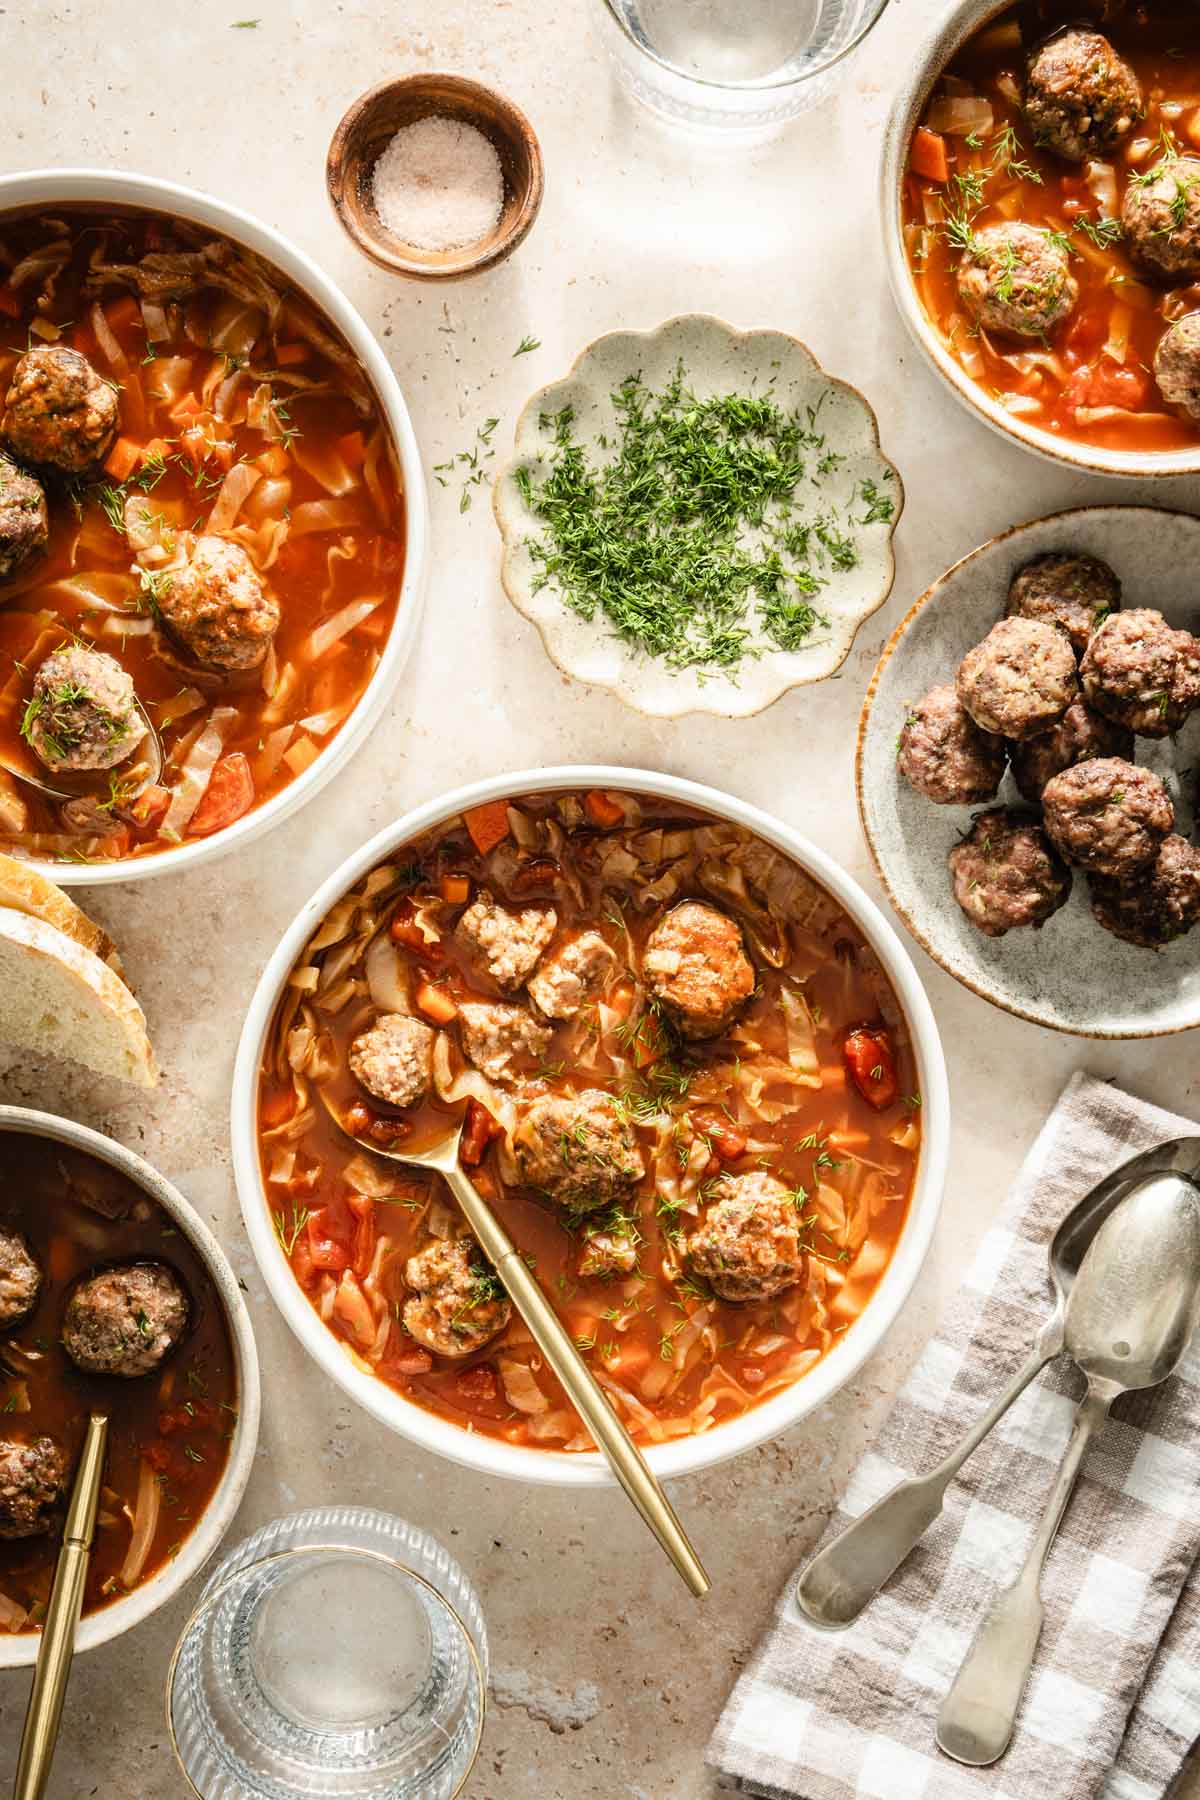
(354, 1205), (376, 1272)
(143, 1443), (173, 1474)
(842, 1026), (900, 1111)
(455, 1365), (499, 1404)
(291, 1232), (316, 1286)
(389, 1344), (434, 1377)
(260, 1085), (296, 1130)
(415, 980), (458, 1025)
(188, 753), (255, 838)
(690, 1106), (747, 1163)
(464, 799), (511, 855)
(584, 789), (625, 828)
(1063, 359), (1150, 413)
(389, 901), (444, 960)
(1063, 308), (1109, 364)
(909, 126), (949, 184)
(460, 1098), (502, 1168)
(307, 1202), (356, 1273)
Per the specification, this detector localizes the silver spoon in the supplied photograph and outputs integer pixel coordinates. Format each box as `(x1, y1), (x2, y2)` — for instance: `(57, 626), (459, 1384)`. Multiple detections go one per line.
(937, 1169), (1200, 1767)
(1, 696), (163, 806)
(797, 1136), (1200, 1629)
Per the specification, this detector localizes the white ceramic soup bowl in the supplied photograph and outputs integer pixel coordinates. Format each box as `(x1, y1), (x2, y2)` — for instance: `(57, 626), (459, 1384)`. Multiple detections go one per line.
(879, 0), (1200, 479)
(232, 767), (949, 1488)
(0, 1106), (261, 1668)
(0, 167), (428, 887)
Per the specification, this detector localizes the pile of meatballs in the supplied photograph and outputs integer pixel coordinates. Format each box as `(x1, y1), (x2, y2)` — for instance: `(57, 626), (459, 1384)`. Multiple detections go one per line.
(0, 1237), (188, 1541)
(898, 551), (1200, 948)
(952, 24), (1200, 423)
(342, 885), (812, 1365)
(1, 340), (279, 786)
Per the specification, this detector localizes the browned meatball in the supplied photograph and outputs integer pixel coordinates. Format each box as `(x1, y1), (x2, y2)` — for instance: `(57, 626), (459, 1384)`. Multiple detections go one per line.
(1009, 699), (1134, 802)
(0, 1227), (41, 1331)
(1042, 758), (1173, 879)
(349, 1013), (434, 1108)
(528, 931), (617, 1020)
(1154, 313), (1200, 422)
(513, 1089), (644, 1214)
(62, 1262), (189, 1378)
(0, 1437), (67, 1540)
(683, 1172), (806, 1303)
(643, 901), (755, 1041)
(158, 536), (280, 672)
(1005, 552), (1121, 655)
(1123, 156), (1200, 279)
(402, 1238), (510, 1359)
(956, 618), (1078, 740)
(1089, 835), (1200, 948)
(2, 346), (118, 473)
(956, 223), (1078, 338)
(1024, 28), (1141, 162)
(458, 1001), (550, 1081)
(23, 646), (142, 774)
(457, 891), (556, 992)
(1081, 609), (1200, 738)
(897, 684), (1007, 805)
(0, 453), (47, 580)
(949, 809), (1072, 938)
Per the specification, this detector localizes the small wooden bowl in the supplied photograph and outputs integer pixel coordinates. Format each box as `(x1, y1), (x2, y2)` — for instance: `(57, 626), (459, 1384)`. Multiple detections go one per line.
(327, 73), (544, 281)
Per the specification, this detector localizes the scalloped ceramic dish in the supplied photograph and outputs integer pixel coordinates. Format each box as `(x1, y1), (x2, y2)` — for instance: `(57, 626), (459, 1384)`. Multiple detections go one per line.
(493, 315), (903, 719)
(857, 506), (1200, 1039)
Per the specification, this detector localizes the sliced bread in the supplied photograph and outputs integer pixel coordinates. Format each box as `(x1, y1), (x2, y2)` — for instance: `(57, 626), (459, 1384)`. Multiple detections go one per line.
(0, 907), (157, 1087)
(0, 854), (124, 977)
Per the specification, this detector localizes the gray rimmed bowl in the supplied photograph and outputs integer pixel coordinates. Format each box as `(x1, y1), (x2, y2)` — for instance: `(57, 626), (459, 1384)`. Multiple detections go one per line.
(857, 505), (1200, 1038)
(879, 0), (1200, 479)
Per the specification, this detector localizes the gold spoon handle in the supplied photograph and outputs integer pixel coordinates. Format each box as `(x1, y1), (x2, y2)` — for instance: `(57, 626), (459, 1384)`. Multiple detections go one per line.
(15, 1414), (109, 1800)
(442, 1166), (710, 1597)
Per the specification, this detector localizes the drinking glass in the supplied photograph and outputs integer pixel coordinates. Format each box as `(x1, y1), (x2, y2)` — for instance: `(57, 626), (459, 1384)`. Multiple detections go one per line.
(167, 1506), (487, 1800)
(596, 0), (891, 129)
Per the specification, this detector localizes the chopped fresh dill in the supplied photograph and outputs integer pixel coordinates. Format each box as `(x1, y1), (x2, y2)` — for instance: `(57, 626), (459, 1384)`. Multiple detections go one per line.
(514, 335), (541, 356)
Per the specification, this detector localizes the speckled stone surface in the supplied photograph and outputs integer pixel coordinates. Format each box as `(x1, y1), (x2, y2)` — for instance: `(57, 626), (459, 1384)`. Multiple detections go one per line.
(2, 2), (1200, 1796)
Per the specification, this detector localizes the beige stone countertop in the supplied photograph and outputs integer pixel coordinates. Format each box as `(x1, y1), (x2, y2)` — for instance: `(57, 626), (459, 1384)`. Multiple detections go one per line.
(2, 0), (1199, 1794)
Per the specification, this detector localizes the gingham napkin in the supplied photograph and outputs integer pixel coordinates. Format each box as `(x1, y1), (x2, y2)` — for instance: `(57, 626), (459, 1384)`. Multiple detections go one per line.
(708, 1072), (1200, 1800)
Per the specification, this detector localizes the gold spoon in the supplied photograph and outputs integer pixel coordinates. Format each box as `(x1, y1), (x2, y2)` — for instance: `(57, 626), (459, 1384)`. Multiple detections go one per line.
(14, 1412), (109, 1800)
(322, 1098), (710, 1598)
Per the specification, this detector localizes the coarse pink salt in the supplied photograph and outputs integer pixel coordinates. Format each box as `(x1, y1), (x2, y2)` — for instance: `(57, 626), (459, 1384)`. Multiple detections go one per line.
(371, 114), (505, 252)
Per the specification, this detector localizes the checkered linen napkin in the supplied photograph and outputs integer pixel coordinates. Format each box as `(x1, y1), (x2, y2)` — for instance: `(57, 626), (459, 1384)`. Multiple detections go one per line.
(707, 1071), (1200, 1800)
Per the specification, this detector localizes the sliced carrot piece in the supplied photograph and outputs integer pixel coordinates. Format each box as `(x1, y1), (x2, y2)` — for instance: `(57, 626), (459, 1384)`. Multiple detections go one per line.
(415, 981), (459, 1025)
(584, 789), (624, 828)
(439, 874), (471, 905)
(103, 437), (142, 482)
(910, 126), (950, 184)
(254, 444), (290, 478)
(464, 799), (511, 856)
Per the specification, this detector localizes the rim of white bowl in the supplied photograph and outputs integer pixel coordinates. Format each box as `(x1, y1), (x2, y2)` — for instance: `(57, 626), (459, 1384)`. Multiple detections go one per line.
(0, 1105), (261, 1666)
(231, 766), (950, 1489)
(0, 167), (429, 887)
(878, 0), (1200, 479)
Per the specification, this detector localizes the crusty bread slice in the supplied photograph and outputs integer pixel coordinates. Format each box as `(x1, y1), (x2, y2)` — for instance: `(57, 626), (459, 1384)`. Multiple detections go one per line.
(0, 854), (124, 977)
(0, 907), (157, 1087)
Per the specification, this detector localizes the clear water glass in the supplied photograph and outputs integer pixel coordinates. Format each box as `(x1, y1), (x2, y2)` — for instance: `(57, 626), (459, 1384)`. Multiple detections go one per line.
(597, 0), (890, 129)
(167, 1506), (487, 1800)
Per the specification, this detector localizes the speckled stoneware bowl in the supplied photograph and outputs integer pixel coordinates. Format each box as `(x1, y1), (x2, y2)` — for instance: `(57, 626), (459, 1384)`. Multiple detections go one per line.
(493, 315), (902, 719)
(879, 0), (1200, 479)
(858, 507), (1200, 1039)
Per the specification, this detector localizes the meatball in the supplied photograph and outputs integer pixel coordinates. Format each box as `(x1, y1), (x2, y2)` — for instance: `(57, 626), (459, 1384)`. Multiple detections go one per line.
(0, 1227), (41, 1331)
(1005, 552), (1121, 655)
(683, 1171), (806, 1304)
(643, 901), (755, 1041)
(0, 1437), (67, 1540)
(457, 890), (556, 992)
(158, 536), (280, 672)
(1089, 835), (1200, 948)
(62, 1262), (189, 1378)
(24, 646), (143, 773)
(1024, 29), (1141, 162)
(1042, 758), (1173, 878)
(0, 453), (47, 580)
(1081, 608), (1200, 738)
(2, 346), (118, 473)
(1123, 155), (1200, 279)
(402, 1238), (510, 1359)
(528, 931), (618, 1020)
(1154, 312), (1200, 422)
(1009, 699), (1134, 802)
(458, 1001), (551, 1081)
(948, 808), (1072, 937)
(956, 223), (1078, 338)
(513, 1089), (645, 1214)
(956, 617), (1078, 741)
(349, 1013), (434, 1109)
(897, 683), (1007, 804)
